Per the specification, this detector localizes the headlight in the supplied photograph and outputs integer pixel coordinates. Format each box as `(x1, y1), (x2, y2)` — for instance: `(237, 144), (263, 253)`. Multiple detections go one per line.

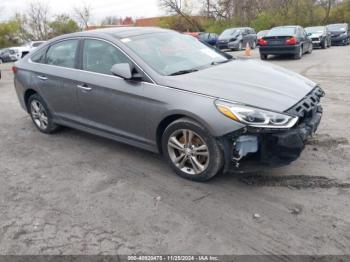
(341, 32), (347, 36)
(215, 101), (298, 129)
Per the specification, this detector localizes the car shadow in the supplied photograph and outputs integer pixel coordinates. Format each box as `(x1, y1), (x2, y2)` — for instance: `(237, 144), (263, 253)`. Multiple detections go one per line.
(53, 127), (350, 190)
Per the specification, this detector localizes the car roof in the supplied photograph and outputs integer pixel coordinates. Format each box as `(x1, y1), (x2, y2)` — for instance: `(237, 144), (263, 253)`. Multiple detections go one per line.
(65, 27), (172, 39)
(327, 23), (347, 26)
(227, 27), (250, 30)
(272, 25), (299, 28)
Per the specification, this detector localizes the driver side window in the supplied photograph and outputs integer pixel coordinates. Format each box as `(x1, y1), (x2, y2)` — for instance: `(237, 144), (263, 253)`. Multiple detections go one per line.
(82, 39), (130, 75)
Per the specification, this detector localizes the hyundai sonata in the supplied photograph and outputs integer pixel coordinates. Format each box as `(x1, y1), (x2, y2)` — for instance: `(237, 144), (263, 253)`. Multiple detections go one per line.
(13, 27), (324, 181)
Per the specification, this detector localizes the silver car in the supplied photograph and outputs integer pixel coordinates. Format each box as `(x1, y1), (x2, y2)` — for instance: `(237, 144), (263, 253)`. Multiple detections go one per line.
(13, 27), (324, 181)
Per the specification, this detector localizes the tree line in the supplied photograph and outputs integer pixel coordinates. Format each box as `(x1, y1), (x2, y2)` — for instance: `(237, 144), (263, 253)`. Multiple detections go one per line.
(1, 0), (350, 48)
(0, 2), (134, 48)
(158, 0), (350, 32)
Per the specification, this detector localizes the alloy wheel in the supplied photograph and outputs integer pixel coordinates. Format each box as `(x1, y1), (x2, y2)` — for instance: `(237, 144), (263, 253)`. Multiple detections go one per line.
(30, 100), (49, 130)
(167, 129), (209, 175)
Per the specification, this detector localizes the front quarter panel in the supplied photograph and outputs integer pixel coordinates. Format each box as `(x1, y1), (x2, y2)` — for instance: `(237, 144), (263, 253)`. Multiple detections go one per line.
(141, 83), (245, 142)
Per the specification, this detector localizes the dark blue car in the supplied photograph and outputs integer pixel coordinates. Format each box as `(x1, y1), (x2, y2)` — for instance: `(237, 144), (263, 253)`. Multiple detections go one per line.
(327, 23), (350, 46)
(199, 32), (219, 46)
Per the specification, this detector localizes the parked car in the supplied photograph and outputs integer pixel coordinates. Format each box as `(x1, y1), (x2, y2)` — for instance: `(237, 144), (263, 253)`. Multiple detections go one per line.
(183, 32), (218, 46)
(0, 49), (8, 63)
(199, 32), (219, 46)
(326, 23), (350, 46)
(20, 41), (46, 57)
(305, 26), (331, 49)
(217, 27), (257, 51)
(13, 27), (324, 181)
(259, 25), (313, 60)
(2, 47), (22, 62)
(256, 30), (269, 46)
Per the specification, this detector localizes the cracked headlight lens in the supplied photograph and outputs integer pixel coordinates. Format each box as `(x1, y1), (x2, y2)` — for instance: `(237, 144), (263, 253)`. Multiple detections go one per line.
(215, 101), (298, 128)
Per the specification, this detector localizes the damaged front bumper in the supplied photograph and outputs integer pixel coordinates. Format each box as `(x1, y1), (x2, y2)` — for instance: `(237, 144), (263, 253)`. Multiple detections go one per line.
(220, 87), (325, 172)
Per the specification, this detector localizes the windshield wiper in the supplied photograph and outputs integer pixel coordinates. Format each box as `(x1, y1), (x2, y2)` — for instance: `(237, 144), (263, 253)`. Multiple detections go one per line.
(211, 59), (231, 65)
(169, 69), (198, 76)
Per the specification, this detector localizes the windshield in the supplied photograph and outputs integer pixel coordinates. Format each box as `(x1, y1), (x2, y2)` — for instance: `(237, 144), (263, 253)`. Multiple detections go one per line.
(123, 32), (228, 76)
(257, 30), (269, 37)
(219, 29), (241, 39)
(305, 27), (324, 34)
(327, 24), (346, 32)
(267, 27), (296, 36)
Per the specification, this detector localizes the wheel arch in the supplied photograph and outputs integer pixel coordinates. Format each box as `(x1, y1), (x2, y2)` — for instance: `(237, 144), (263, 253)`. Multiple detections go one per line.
(156, 112), (213, 155)
(24, 89), (38, 112)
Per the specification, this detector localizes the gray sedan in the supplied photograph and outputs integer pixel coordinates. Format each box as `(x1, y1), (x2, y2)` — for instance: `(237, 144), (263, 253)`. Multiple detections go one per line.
(13, 27), (324, 181)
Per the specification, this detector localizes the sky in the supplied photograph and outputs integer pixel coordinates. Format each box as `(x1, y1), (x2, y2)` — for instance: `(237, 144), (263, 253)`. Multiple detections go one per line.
(0, 0), (163, 23)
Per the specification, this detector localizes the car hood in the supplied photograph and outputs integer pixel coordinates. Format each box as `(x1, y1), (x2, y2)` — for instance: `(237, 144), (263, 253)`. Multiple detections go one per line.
(330, 30), (346, 35)
(219, 34), (240, 40)
(310, 32), (324, 37)
(160, 59), (316, 113)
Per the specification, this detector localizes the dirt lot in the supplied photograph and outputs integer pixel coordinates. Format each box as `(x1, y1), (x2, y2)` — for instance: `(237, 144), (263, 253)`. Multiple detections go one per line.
(0, 46), (350, 255)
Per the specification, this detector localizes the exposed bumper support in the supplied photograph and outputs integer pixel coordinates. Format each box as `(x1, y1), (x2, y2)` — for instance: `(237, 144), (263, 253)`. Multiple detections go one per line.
(220, 87), (324, 173)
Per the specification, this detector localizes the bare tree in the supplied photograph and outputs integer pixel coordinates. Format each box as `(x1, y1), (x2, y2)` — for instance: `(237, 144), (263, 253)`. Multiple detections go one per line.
(27, 1), (50, 40)
(73, 3), (92, 30)
(318, 0), (337, 23)
(159, 0), (200, 30)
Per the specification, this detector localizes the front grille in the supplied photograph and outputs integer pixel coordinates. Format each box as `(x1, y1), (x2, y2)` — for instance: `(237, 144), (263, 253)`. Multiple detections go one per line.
(286, 86), (325, 122)
(311, 37), (320, 41)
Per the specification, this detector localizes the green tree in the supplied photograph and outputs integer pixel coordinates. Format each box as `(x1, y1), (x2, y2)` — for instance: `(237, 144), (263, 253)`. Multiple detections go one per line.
(49, 14), (80, 37)
(0, 19), (21, 48)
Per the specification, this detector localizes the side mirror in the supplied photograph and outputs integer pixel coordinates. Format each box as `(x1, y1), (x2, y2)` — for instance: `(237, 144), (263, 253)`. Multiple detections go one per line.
(111, 63), (132, 79)
(111, 63), (144, 81)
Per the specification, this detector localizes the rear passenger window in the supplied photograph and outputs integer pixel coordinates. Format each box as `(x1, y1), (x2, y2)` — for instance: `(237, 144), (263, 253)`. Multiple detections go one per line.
(82, 39), (130, 75)
(31, 48), (46, 63)
(46, 40), (78, 68)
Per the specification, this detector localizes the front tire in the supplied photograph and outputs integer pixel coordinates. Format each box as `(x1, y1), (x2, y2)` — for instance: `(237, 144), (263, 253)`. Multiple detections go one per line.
(28, 94), (60, 134)
(322, 40), (327, 49)
(162, 118), (224, 182)
(237, 41), (243, 51)
(251, 41), (256, 49)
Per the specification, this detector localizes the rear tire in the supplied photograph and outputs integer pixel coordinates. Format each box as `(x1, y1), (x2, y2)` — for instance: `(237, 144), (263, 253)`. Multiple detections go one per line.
(28, 94), (61, 134)
(260, 53), (268, 60)
(307, 44), (313, 54)
(162, 118), (224, 182)
(294, 46), (303, 59)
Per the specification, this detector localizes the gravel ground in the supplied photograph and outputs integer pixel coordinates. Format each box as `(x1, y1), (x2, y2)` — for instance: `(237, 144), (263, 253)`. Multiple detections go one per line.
(0, 45), (349, 255)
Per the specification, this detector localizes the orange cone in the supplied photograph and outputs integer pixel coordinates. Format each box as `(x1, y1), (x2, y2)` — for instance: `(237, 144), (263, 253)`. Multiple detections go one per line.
(244, 42), (252, 56)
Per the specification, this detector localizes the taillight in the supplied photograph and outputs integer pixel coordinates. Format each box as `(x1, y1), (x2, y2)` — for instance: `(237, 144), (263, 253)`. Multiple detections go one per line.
(258, 38), (268, 46)
(285, 37), (297, 45)
(12, 66), (18, 74)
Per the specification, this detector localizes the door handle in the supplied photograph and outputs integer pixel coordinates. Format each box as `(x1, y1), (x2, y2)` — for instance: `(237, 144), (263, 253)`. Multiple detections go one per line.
(37, 75), (48, 80)
(77, 84), (92, 91)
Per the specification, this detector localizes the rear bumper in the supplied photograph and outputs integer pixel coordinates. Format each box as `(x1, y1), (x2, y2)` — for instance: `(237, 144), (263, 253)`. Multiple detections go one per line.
(259, 45), (299, 55)
(220, 87), (325, 173)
